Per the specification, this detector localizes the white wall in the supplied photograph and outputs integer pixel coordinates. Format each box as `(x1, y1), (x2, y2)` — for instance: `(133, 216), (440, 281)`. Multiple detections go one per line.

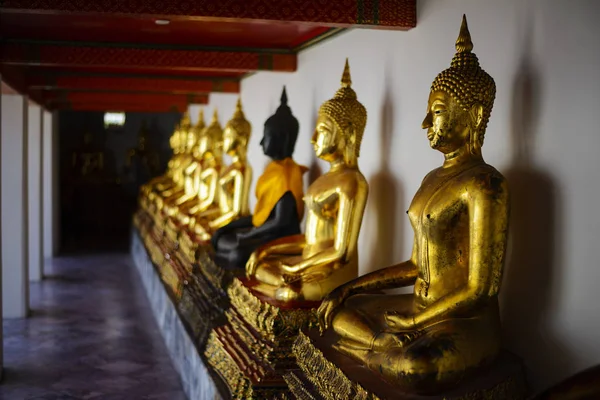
(1, 94), (29, 318)
(192, 0), (600, 390)
(28, 104), (43, 281)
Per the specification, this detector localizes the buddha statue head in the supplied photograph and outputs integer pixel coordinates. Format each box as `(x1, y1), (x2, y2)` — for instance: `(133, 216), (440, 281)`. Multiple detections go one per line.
(196, 109), (223, 158)
(169, 124), (181, 154)
(262, 86), (300, 160)
(313, 59), (367, 167)
(422, 15), (496, 157)
(179, 111), (196, 153)
(191, 108), (206, 150)
(223, 98), (252, 157)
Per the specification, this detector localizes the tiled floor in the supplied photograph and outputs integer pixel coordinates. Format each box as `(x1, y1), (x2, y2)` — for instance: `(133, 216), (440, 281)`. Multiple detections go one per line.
(1, 254), (186, 400)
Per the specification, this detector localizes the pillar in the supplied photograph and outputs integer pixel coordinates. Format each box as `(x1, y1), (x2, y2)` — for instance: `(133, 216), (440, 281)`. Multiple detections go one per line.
(28, 103), (43, 281)
(1, 93), (29, 318)
(42, 110), (57, 259)
(0, 76), (4, 376)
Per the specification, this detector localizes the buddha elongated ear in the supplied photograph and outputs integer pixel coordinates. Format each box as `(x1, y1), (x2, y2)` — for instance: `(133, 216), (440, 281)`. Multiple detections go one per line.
(469, 103), (484, 130)
(469, 103), (484, 154)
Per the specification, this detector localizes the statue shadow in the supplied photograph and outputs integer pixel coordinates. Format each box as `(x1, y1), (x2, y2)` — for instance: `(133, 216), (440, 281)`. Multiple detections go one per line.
(307, 94), (323, 184)
(365, 75), (403, 274)
(500, 25), (574, 391)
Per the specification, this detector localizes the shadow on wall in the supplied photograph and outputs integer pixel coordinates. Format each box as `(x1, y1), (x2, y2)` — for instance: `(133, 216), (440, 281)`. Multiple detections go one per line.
(500, 23), (572, 391)
(307, 90), (323, 185)
(365, 67), (404, 274)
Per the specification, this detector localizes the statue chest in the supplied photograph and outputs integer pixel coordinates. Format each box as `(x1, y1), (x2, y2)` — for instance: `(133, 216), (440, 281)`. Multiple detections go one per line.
(408, 174), (470, 299)
(305, 176), (340, 220)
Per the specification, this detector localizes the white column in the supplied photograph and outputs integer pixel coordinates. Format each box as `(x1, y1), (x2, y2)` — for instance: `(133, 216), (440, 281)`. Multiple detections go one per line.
(42, 110), (56, 259)
(1, 93), (29, 318)
(0, 77), (4, 373)
(28, 103), (43, 281)
(52, 112), (59, 256)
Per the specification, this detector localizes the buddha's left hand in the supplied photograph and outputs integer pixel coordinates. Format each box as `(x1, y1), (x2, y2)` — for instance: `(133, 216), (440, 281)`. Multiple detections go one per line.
(384, 311), (415, 331)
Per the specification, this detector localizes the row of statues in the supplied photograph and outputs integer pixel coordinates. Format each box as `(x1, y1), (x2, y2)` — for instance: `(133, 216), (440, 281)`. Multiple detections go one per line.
(137, 15), (513, 396)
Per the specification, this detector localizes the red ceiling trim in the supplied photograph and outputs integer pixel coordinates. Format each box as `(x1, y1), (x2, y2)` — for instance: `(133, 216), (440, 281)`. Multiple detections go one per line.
(43, 91), (208, 105)
(1, 43), (297, 73)
(28, 75), (240, 94)
(1, 0), (416, 29)
(44, 91), (207, 113)
(51, 102), (190, 113)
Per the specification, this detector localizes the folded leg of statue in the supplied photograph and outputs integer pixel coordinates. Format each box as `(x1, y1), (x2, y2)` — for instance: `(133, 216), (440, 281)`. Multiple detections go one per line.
(332, 293), (501, 390)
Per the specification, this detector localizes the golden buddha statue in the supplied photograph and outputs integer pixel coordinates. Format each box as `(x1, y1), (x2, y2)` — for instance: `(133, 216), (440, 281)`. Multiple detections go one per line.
(316, 16), (509, 392)
(154, 112), (197, 215)
(245, 59), (369, 303)
(162, 110), (207, 218)
(188, 99), (252, 240)
(212, 87), (308, 270)
(139, 122), (182, 210)
(143, 112), (193, 215)
(138, 124), (179, 216)
(173, 109), (224, 227)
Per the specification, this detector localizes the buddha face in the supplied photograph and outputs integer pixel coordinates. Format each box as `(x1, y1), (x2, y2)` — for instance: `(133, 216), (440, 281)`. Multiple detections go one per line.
(196, 135), (211, 156)
(169, 132), (178, 151)
(185, 130), (197, 150)
(260, 130), (276, 157)
(422, 90), (472, 154)
(223, 126), (245, 155)
(312, 114), (341, 161)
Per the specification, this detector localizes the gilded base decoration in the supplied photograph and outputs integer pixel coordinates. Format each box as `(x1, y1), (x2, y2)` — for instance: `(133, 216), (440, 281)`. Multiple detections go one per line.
(285, 330), (528, 400)
(130, 228), (223, 399)
(205, 276), (319, 399)
(132, 209), (229, 340)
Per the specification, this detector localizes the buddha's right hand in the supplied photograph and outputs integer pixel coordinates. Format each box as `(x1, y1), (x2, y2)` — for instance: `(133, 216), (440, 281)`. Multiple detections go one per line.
(317, 286), (350, 335)
(246, 251), (260, 277)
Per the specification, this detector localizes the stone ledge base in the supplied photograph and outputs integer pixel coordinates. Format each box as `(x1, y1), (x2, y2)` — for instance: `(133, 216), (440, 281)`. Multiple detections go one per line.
(131, 229), (222, 400)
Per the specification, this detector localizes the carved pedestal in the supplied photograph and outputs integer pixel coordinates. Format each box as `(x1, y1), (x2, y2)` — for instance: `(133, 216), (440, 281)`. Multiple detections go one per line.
(286, 330), (528, 400)
(132, 209), (152, 238)
(130, 228), (223, 399)
(205, 277), (319, 399)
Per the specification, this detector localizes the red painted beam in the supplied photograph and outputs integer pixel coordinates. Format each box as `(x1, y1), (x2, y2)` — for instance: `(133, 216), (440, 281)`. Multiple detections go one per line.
(44, 91), (208, 105)
(1, 0), (416, 29)
(28, 75), (240, 94)
(0, 43), (297, 73)
(51, 102), (190, 113)
(43, 91), (207, 112)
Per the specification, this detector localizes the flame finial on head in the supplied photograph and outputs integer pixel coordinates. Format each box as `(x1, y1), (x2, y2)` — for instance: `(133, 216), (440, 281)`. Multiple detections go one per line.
(194, 109), (206, 131)
(264, 85), (299, 158)
(456, 14), (473, 54)
(341, 58), (352, 88)
(232, 97), (245, 119)
(201, 108), (223, 143)
(180, 111), (191, 128)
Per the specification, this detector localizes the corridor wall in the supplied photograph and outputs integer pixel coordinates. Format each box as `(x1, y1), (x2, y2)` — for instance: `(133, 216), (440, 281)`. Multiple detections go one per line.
(190, 0), (600, 390)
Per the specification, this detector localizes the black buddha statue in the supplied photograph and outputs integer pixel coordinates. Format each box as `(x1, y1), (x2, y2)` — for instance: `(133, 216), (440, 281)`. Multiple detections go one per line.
(212, 87), (307, 269)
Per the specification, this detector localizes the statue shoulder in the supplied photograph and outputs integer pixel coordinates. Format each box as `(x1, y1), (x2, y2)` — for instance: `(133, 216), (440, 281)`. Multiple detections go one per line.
(467, 164), (509, 199)
(337, 168), (368, 197)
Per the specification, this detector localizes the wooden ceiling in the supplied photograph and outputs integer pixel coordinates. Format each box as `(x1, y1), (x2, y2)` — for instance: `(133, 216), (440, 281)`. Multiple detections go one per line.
(0, 0), (416, 112)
